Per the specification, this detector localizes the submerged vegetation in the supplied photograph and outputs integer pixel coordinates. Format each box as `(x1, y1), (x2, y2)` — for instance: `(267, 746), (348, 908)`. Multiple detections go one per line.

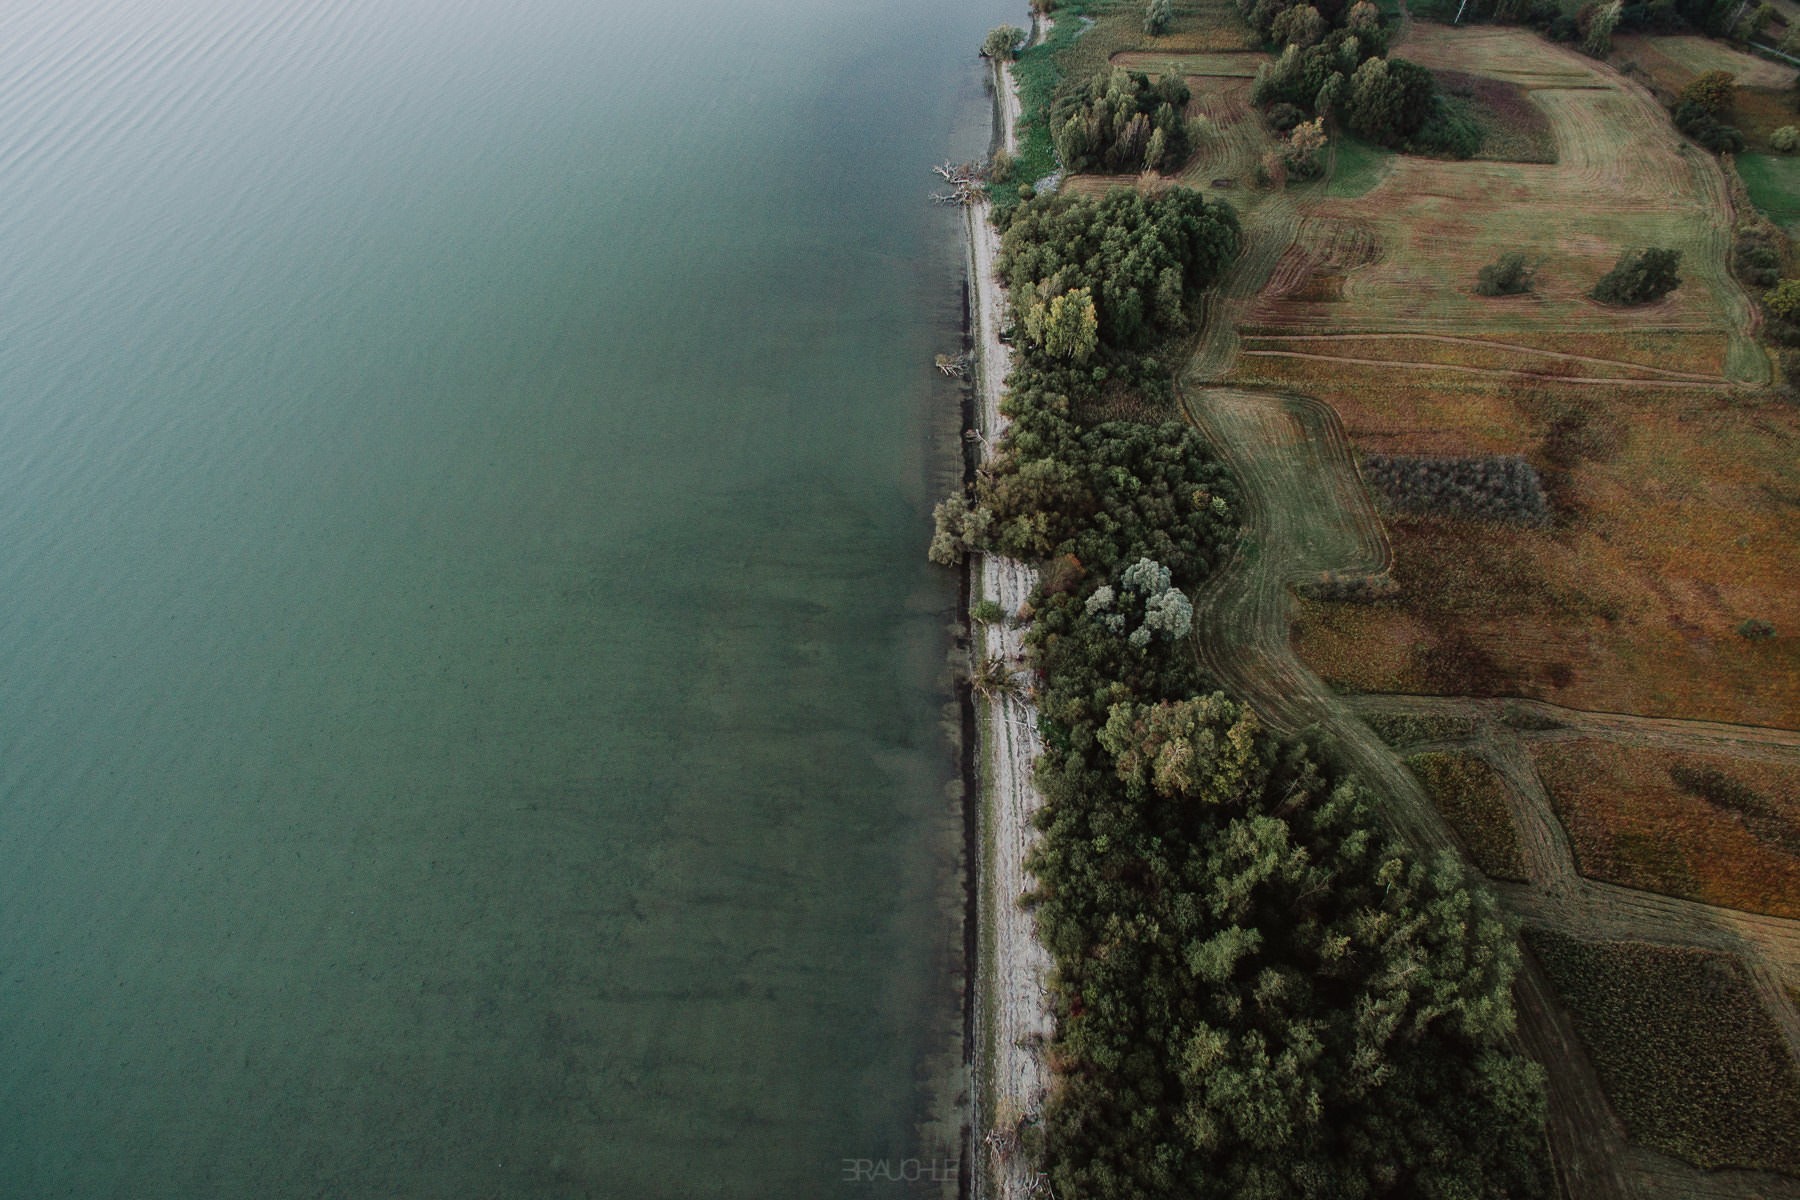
(941, 185), (1549, 1196)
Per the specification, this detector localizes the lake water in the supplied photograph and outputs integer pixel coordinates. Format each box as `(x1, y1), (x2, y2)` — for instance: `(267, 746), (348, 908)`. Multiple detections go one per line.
(0, 0), (1013, 1194)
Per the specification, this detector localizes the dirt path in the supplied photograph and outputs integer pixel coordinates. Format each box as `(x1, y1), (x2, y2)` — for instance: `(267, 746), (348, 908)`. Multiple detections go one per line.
(1242, 331), (1733, 382)
(966, 21), (1055, 1200)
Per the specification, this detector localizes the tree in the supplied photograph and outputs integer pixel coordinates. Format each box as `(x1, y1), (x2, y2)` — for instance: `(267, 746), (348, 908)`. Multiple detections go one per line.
(1282, 116), (1329, 179)
(1026, 286), (1101, 363)
(1271, 3), (1328, 47)
(1475, 251), (1537, 296)
(1680, 69), (1737, 115)
(981, 25), (1027, 60)
(1346, 56), (1437, 146)
(1579, 0), (1622, 56)
(1592, 247), (1682, 305)
(1145, 0), (1174, 35)
(1764, 278), (1800, 321)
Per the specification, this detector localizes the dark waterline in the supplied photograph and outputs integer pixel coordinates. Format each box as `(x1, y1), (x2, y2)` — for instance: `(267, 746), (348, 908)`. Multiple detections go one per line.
(0, 0), (1015, 1194)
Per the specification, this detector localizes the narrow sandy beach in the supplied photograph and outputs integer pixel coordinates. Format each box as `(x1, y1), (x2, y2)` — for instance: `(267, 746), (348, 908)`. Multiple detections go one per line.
(965, 22), (1054, 1200)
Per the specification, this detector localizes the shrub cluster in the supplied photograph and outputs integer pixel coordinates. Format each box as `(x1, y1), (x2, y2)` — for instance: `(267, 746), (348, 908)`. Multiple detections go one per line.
(1052, 68), (1196, 175)
(1526, 931), (1800, 1173)
(1674, 100), (1745, 154)
(1362, 454), (1552, 525)
(1732, 226), (1782, 289)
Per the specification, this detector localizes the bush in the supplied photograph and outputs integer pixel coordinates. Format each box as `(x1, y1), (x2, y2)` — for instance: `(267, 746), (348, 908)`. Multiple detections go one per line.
(1674, 100), (1745, 153)
(1732, 228), (1781, 287)
(1405, 92), (1485, 159)
(1772, 125), (1800, 152)
(1737, 617), (1777, 639)
(1475, 250), (1537, 296)
(1267, 100), (1306, 132)
(971, 598), (1007, 624)
(1362, 454), (1552, 524)
(1591, 246), (1682, 305)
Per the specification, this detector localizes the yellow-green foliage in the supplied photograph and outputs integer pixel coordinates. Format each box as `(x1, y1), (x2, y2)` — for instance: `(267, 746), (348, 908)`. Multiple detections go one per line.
(1765, 277), (1800, 321)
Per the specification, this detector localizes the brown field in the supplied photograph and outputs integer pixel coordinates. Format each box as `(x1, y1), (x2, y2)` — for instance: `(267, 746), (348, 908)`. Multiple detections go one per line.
(1530, 738), (1800, 917)
(1405, 750), (1530, 879)
(1204, 25), (1800, 728)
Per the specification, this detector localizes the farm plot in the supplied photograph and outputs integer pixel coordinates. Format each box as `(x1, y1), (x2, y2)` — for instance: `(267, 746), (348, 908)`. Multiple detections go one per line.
(1524, 929), (1800, 1175)
(1244, 26), (1799, 729)
(1240, 26), (1760, 384)
(1126, 0), (1262, 53)
(1531, 737), (1800, 918)
(1614, 32), (1799, 94)
(1405, 750), (1531, 880)
(1286, 377), (1800, 727)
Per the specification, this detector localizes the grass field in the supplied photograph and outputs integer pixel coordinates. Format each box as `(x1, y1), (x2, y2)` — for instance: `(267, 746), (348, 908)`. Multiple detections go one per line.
(1525, 930), (1800, 1174)
(1530, 737), (1800, 917)
(1614, 33), (1799, 95)
(1739, 151), (1800, 233)
(1322, 136), (1394, 198)
(1405, 750), (1530, 879)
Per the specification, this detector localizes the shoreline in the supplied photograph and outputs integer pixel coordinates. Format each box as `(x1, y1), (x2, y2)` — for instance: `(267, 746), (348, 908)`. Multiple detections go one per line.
(960, 19), (1055, 1200)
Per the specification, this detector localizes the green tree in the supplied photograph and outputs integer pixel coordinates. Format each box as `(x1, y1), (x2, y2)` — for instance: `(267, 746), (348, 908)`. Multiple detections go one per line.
(1764, 278), (1800, 321)
(1475, 250), (1536, 296)
(1592, 247), (1682, 305)
(1580, 0), (1623, 56)
(1346, 56), (1438, 146)
(1026, 286), (1101, 362)
(1680, 69), (1737, 115)
(1145, 0), (1174, 35)
(981, 24), (1027, 60)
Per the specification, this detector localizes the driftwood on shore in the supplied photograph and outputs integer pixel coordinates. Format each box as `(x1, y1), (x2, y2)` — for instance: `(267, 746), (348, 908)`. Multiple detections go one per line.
(935, 352), (969, 376)
(930, 159), (989, 206)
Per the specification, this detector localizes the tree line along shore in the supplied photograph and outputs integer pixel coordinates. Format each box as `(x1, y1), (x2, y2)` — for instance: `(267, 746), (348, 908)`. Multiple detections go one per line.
(942, 0), (1800, 1194)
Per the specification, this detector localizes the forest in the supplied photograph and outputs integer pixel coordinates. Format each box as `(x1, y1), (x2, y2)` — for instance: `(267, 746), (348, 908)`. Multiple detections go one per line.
(936, 188), (1550, 1197)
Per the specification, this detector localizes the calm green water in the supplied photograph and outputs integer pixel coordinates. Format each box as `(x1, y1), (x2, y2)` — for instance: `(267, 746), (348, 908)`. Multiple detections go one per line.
(0, 0), (1013, 1194)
